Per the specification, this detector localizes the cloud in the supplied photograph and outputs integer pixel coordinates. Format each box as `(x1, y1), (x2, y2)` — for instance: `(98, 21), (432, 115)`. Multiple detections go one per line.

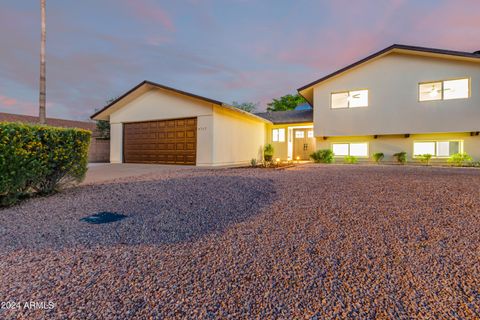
(0, 94), (36, 115)
(0, 95), (17, 107)
(123, 0), (174, 31)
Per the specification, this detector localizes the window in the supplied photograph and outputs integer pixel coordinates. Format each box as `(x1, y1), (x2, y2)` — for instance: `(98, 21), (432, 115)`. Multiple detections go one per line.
(413, 141), (462, 157)
(349, 143), (368, 157)
(331, 90), (368, 108)
(272, 129), (285, 142)
(332, 143), (349, 156)
(444, 79), (469, 100)
(332, 143), (368, 157)
(295, 131), (304, 138)
(419, 78), (469, 101)
(308, 130), (314, 138)
(419, 82), (442, 101)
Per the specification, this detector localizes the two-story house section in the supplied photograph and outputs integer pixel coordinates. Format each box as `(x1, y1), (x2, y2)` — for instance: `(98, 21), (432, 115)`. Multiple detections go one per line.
(298, 44), (480, 162)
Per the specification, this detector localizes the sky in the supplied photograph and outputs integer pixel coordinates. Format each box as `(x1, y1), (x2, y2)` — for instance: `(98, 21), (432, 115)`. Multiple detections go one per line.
(1, 0), (479, 120)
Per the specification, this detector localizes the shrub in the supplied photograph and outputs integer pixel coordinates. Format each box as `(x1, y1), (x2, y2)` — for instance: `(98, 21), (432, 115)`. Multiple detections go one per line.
(264, 144), (274, 162)
(0, 122), (91, 206)
(250, 158), (257, 167)
(310, 149), (334, 163)
(344, 155), (358, 164)
(95, 120), (110, 139)
(393, 151), (407, 164)
(372, 152), (384, 164)
(418, 153), (432, 166)
(448, 152), (473, 167)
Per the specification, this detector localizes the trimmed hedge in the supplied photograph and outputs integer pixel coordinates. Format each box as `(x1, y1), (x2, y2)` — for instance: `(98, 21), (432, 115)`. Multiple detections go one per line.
(0, 122), (91, 206)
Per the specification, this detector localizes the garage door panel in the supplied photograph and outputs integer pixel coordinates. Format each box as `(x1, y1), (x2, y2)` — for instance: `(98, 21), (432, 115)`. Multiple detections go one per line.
(124, 118), (196, 165)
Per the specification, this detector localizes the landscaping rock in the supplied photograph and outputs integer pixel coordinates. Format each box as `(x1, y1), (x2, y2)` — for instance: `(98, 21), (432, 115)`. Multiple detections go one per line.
(0, 165), (479, 318)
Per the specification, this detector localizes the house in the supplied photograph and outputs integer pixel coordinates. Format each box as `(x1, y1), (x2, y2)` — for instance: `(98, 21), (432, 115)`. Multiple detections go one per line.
(91, 44), (480, 166)
(0, 112), (110, 163)
(298, 44), (480, 162)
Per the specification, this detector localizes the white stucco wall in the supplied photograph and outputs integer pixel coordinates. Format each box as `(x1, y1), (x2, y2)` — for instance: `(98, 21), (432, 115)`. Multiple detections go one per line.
(211, 105), (266, 166)
(316, 132), (480, 161)
(106, 87), (267, 166)
(313, 53), (480, 137)
(110, 123), (123, 163)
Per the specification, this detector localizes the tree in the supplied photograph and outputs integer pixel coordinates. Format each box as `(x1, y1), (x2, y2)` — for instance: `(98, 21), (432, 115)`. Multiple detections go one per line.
(267, 94), (306, 112)
(94, 97), (118, 139)
(231, 101), (258, 113)
(39, 0), (46, 124)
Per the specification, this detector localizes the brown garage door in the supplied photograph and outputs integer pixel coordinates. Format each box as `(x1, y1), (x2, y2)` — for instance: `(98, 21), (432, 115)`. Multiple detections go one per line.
(123, 118), (197, 165)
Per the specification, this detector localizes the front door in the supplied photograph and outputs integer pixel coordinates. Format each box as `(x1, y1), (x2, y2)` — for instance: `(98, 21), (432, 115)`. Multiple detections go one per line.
(293, 129), (315, 160)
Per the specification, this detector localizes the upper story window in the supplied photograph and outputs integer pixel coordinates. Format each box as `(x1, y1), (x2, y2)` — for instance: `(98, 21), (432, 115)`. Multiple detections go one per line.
(419, 78), (469, 101)
(331, 89), (368, 109)
(272, 128), (285, 142)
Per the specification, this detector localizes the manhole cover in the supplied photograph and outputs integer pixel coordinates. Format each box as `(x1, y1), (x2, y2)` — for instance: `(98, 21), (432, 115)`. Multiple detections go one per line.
(80, 212), (127, 224)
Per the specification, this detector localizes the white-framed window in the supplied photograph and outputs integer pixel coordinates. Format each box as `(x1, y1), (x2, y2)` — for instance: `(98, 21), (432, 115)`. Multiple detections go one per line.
(332, 142), (368, 157)
(331, 89), (368, 109)
(307, 130), (314, 138)
(419, 78), (469, 101)
(295, 131), (304, 138)
(272, 128), (285, 142)
(413, 140), (462, 157)
(272, 129), (278, 142)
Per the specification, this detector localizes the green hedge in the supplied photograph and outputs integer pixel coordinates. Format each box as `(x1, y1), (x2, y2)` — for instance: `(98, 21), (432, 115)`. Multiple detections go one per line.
(0, 122), (91, 206)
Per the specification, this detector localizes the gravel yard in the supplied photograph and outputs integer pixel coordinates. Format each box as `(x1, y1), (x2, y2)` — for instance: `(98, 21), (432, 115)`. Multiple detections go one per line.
(1, 165), (479, 319)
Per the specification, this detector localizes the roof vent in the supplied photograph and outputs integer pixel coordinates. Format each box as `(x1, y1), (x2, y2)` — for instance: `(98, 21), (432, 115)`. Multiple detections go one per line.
(474, 50), (480, 55)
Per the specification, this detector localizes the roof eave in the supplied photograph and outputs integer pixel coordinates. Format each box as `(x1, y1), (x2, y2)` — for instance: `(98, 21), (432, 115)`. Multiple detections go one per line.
(297, 44), (480, 93)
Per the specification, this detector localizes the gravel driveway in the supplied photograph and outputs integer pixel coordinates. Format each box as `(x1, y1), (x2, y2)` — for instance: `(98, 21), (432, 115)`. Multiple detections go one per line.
(1, 165), (479, 319)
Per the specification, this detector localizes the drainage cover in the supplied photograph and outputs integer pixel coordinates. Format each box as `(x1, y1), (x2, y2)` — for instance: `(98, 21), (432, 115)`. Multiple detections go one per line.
(80, 212), (127, 224)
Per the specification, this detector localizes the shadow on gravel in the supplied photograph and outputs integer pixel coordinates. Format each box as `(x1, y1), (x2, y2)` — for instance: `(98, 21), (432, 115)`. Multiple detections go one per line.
(0, 175), (276, 250)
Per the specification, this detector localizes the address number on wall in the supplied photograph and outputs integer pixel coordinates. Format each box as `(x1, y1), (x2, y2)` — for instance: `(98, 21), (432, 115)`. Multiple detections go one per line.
(197, 127), (207, 131)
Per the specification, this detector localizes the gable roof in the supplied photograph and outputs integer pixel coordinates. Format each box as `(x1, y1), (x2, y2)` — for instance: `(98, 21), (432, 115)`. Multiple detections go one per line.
(297, 44), (480, 104)
(254, 109), (313, 124)
(90, 80), (270, 123)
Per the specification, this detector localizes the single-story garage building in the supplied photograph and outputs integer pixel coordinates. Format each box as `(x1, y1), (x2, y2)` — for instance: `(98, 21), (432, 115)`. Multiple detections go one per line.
(91, 81), (277, 166)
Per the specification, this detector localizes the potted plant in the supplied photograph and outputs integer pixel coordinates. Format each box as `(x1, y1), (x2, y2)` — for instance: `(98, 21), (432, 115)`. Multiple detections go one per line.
(264, 144), (274, 162)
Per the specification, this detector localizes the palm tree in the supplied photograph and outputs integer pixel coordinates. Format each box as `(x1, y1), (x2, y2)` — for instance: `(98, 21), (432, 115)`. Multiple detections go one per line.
(39, 0), (46, 124)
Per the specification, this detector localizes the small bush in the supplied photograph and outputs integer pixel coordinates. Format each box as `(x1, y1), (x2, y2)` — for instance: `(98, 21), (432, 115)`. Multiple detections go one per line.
(263, 143), (274, 162)
(448, 152), (473, 167)
(372, 152), (384, 164)
(0, 122), (91, 206)
(95, 120), (110, 139)
(310, 149), (334, 163)
(250, 158), (257, 167)
(418, 153), (432, 166)
(344, 156), (358, 164)
(393, 151), (407, 164)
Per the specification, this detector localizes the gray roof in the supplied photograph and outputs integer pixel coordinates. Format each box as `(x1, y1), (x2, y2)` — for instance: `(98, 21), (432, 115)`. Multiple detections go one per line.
(254, 109), (313, 124)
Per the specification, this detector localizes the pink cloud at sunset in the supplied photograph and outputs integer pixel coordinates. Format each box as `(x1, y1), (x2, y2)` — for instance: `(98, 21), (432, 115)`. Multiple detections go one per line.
(0, 0), (479, 120)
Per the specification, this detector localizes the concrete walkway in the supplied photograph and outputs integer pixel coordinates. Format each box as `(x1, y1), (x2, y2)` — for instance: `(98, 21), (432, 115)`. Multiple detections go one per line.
(83, 163), (197, 185)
